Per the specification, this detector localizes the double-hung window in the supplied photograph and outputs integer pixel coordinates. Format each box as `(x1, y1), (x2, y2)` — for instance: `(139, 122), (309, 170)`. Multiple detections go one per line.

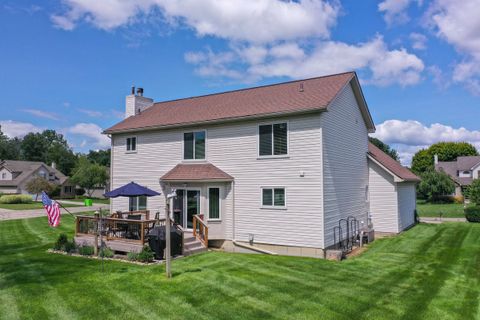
(126, 137), (137, 152)
(184, 131), (206, 160)
(259, 123), (288, 156)
(262, 188), (286, 208)
(129, 196), (147, 211)
(208, 187), (221, 220)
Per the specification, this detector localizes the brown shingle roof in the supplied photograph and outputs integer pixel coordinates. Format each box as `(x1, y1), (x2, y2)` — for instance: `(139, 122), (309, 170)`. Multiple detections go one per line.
(161, 163), (233, 182)
(368, 142), (420, 182)
(105, 72), (374, 134)
(435, 156), (480, 186)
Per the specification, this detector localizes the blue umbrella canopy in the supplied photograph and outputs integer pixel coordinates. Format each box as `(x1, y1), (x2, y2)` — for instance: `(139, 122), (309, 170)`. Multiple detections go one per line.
(104, 181), (161, 198)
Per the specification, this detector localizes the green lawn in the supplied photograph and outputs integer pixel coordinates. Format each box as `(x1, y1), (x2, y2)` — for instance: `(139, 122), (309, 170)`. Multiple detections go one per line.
(1, 217), (480, 319)
(416, 201), (470, 218)
(64, 198), (110, 204)
(0, 202), (82, 210)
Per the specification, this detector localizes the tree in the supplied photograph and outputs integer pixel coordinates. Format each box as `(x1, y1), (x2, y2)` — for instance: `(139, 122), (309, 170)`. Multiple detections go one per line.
(46, 143), (78, 176)
(25, 176), (55, 200)
(417, 171), (455, 202)
(87, 149), (111, 167)
(468, 180), (480, 205)
(0, 126), (21, 161)
(411, 142), (478, 175)
(21, 132), (48, 162)
(369, 137), (399, 161)
(70, 157), (109, 197)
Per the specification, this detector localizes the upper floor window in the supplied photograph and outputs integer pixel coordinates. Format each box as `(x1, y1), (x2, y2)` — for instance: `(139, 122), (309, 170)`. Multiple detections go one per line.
(259, 123), (288, 157)
(126, 137), (137, 152)
(1, 173), (6, 179)
(184, 131), (205, 160)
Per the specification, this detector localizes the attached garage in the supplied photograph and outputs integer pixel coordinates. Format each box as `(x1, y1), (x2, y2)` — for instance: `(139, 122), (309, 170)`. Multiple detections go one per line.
(367, 142), (420, 233)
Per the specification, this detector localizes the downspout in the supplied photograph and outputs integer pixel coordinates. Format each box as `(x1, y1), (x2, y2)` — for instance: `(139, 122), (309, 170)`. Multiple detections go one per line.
(109, 134), (113, 214)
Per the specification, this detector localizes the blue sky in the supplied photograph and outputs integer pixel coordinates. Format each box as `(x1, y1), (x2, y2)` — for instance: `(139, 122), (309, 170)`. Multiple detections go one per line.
(1, 0), (479, 165)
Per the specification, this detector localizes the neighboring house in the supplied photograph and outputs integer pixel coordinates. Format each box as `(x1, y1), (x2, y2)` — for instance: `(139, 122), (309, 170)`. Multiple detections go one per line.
(435, 155), (480, 196)
(0, 160), (75, 198)
(104, 71), (419, 258)
(367, 143), (421, 233)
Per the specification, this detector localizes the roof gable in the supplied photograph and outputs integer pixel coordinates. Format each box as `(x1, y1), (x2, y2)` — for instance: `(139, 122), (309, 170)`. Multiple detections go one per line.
(368, 142), (420, 182)
(105, 72), (375, 134)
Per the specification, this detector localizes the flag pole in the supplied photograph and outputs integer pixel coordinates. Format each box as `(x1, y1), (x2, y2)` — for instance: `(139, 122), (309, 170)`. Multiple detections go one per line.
(55, 200), (77, 218)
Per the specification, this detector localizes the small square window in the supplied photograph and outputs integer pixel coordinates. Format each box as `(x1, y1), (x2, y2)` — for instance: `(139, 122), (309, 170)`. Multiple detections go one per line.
(262, 188), (286, 208)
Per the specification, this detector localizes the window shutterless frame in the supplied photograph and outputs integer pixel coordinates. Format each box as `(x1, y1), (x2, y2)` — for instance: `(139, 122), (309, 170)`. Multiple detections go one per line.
(207, 186), (222, 221)
(182, 130), (207, 161)
(260, 186), (287, 209)
(126, 136), (137, 153)
(257, 121), (289, 158)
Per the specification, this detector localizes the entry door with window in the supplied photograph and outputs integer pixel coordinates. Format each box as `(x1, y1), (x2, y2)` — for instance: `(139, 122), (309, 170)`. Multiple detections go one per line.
(172, 189), (200, 229)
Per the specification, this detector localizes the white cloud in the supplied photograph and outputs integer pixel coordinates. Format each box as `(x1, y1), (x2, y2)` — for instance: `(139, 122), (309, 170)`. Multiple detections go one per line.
(372, 119), (480, 165)
(68, 123), (110, 148)
(378, 0), (422, 26)
(409, 32), (427, 50)
(0, 120), (43, 138)
(52, 0), (340, 43)
(425, 0), (480, 94)
(77, 108), (103, 117)
(22, 108), (60, 120)
(187, 37), (424, 86)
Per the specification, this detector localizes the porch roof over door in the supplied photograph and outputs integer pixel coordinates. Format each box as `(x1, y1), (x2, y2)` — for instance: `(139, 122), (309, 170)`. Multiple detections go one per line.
(160, 163), (233, 182)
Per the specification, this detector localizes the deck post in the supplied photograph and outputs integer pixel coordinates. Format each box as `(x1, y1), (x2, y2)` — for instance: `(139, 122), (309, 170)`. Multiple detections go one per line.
(94, 213), (99, 256)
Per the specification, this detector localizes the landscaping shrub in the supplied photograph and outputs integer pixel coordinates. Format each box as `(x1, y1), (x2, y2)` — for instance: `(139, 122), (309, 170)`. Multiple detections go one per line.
(64, 241), (77, 253)
(53, 233), (69, 251)
(99, 247), (114, 258)
(465, 206), (480, 223)
(138, 246), (155, 263)
(78, 245), (95, 256)
(431, 195), (454, 204)
(418, 171), (455, 202)
(468, 179), (480, 205)
(452, 195), (464, 204)
(0, 194), (33, 204)
(127, 252), (139, 261)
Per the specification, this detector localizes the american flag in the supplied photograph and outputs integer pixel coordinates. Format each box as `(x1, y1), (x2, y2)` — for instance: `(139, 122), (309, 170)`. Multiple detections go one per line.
(42, 191), (61, 227)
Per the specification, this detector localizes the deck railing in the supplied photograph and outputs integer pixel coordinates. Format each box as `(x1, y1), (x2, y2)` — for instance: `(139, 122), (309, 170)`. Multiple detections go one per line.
(192, 215), (208, 247)
(75, 215), (163, 244)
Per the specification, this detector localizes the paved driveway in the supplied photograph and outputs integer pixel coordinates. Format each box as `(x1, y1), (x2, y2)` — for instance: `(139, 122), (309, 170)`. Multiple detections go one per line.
(0, 204), (108, 221)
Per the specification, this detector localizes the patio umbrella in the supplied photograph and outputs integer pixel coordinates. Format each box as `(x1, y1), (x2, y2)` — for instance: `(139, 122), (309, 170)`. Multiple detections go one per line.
(104, 181), (161, 198)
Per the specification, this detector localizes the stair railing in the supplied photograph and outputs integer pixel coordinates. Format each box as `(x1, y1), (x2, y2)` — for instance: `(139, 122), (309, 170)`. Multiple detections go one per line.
(193, 215), (208, 247)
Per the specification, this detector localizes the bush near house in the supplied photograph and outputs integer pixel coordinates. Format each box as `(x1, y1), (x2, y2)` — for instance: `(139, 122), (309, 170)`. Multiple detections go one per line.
(417, 171), (456, 203)
(465, 207), (480, 223)
(467, 179), (480, 206)
(0, 195), (33, 204)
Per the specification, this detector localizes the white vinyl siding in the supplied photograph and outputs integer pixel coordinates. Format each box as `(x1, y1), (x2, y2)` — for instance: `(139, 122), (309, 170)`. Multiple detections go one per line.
(321, 83), (369, 248)
(368, 159), (399, 233)
(111, 113), (323, 247)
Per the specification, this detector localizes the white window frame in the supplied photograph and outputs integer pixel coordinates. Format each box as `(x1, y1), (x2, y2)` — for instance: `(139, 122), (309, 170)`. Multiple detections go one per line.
(260, 186), (287, 209)
(257, 121), (289, 159)
(126, 136), (137, 153)
(182, 130), (207, 161)
(207, 186), (222, 221)
(129, 196), (147, 211)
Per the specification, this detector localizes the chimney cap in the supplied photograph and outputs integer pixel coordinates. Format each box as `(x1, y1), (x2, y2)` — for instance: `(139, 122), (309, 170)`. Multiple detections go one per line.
(137, 87), (144, 96)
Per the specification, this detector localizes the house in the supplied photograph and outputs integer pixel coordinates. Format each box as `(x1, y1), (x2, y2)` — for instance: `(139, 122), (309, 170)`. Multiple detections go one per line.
(435, 155), (480, 196)
(104, 71), (419, 258)
(367, 143), (420, 234)
(0, 160), (75, 198)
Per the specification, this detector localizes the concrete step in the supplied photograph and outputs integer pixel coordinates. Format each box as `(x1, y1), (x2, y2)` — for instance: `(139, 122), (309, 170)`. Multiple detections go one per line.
(185, 241), (204, 251)
(184, 246), (207, 256)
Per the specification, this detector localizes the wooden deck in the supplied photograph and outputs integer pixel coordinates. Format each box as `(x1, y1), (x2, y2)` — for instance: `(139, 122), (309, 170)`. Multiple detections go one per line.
(74, 235), (145, 253)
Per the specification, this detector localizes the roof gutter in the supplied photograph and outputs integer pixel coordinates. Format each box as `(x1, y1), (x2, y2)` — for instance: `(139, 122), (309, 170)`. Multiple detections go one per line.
(104, 108), (326, 135)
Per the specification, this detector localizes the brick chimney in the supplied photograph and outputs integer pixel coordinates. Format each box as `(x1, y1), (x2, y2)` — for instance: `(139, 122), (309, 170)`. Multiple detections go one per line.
(125, 86), (154, 118)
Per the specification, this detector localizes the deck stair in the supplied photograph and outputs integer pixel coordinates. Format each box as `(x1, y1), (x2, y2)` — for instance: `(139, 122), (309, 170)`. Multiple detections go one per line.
(183, 233), (208, 256)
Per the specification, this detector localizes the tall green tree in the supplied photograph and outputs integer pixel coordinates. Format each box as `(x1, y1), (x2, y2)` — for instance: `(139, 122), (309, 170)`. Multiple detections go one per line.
(87, 149), (111, 167)
(417, 171), (456, 202)
(369, 137), (399, 161)
(70, 157), (109, 197)
(411, 142), (478, 175)
(0, 126), (21, 161)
